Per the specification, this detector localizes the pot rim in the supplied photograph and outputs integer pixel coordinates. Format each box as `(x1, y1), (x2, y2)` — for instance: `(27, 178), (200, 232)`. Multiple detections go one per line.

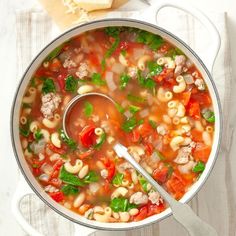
(11, 18), (222, 231)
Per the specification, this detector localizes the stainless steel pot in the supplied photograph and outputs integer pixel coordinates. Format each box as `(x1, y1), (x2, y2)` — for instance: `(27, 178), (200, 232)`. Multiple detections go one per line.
(11, 1), (222, 235)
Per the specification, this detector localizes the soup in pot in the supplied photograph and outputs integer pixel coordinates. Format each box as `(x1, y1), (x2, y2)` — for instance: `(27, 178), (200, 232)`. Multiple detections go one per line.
(19, 27), (215, 222)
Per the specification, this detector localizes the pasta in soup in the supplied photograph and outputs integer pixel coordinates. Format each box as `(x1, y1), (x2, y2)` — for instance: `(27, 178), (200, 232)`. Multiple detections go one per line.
(19, 27), (215, 222)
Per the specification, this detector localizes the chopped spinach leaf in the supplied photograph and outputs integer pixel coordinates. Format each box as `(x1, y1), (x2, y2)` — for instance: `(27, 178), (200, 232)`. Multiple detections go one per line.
(59, 166), (85, 186)
(91, 73), (106, 85)
(122, 117), (137, 132)
(137, 30), (164, 50)
(84, 102), (93, 117)
(129, 105), (141, 114)
(105, 27), (121, 37)
(61, 185), (79, 196)
(45, 44), (64, 61)
(19, 119), (31, 137)
(193, 161), (205, 173)
(147, 61), (163, 77)
(202, 109), (215, 123)
(112, 173), (124, 185)
(138, 176), (149, 192)
(105, 37), (120, 58)
(149, 119), (157, 129)
(115, 102), (125, 114)
(137, 71), (156, 89)
(120, 74), (131, 90)
(110, 197), (137, 212)
(127, 93), (145, 103)
(94, 132), (106, 150)
(83, 171), (99, 184)
(65, 75), (77, 93)
(34, 129), (43, 142)
(42, 78), (56, 94)
(59, 129), (77, 150)
(165, 47), (184, 58)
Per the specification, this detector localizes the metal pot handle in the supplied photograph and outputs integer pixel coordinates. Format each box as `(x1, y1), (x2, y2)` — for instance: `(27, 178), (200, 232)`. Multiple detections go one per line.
(141, 0), (221, 73)
(11, 176), (96, 236)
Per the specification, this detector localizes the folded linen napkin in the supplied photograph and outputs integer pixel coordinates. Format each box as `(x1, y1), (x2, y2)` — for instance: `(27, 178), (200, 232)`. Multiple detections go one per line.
(15, 7), (233, 236)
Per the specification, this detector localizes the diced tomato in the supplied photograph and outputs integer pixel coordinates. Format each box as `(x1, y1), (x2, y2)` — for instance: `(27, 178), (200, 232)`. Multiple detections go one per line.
(191, 92), (212, 106)
(153, 165), (169, 184)
(78, 149), (95, 159)
(166, 172), (186, 199)
(49, 192), (64, 202)
(101, 158), (115, 181)
(187, 100), (201, 119)
(78, 204), (91, 214)
(158, 43), (172, 53)
(50, 159), (64, 179)
(144, 142), (154, 156)
(147, 203), (165, 216)
(49, 58), (62, 72)
(32, 167), (41, 177)
(133, 206), (148, 222)
(130, 129), (141, 143)
(88, 52), (100, 67)
(153, 75), (164, 83)
(191, 129), (203, 142)
(47, 143), (66, 155)
(137, 122), (153, 138)
(48, 178), (62, 188)
(103, 179), (111, 192)
(56, 74), (66, 91)
(193, 144), (211, 163)
(35, 67), (54, 77)
(79, 125), (96, 148)
(181, 91), (191, 106)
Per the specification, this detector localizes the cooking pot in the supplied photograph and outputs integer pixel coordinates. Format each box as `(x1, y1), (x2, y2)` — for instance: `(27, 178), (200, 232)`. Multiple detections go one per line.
(11, 1), (222, 235)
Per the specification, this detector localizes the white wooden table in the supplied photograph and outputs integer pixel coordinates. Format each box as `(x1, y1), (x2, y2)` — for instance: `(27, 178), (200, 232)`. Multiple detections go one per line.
(0, 0), (236, 235)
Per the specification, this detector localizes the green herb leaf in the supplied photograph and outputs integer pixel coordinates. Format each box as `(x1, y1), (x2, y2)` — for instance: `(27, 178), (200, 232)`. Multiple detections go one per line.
(137, 30), (164, 50)
(115, 102), (125, 114)
(94, 132), (106, 150)
(193, 161), (205, 173)
(110, 198), (137, 212)
(122, 117), (137, 132)
(202, 109), (215, 123)
(112, 173), (124, 185)
(129, 105), (141, 114)
(149, 119), (157, 129)
(105, 37), (120, 58)
(147, 61), (163, 77)
(138, 176), (149, 192)
(59, 129), (77, 150)
(121, 50), (127, 56)
(83, 171), (99, 184)
(42, 78), (56, 94)
(137, 71), (156, 89)
(127, 93), (145, 103)
(91, 73), (106, 86)
(120, 74), (131, 90)
(59, 166), (85, 186)
(105, 27), (121, 37)
(34, 129), (43, 142)
(61, 185), (79, 196)
(45, 44), (64, 61)
(84, 102), (93, 117)
(19, 119), (31, 137)
(65, 75), (77, 93)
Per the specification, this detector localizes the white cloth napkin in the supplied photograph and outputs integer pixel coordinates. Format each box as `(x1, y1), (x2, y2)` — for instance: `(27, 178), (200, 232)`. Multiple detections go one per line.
(15, 7), (233, 236)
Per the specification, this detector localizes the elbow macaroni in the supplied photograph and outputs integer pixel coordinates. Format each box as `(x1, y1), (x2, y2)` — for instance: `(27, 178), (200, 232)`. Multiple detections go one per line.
(173, 76), (186, 93)
(51, 132), (61, 148)
(64, 160), (83, 174)
(22, 87), (37, 103)
(42, 113), (61, 129)
(137, 55), (152, 71)
(170, 136), (184, 151)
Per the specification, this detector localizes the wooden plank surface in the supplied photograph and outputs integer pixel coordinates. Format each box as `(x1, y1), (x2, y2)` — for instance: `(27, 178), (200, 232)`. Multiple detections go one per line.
(0, 0), (236, 236)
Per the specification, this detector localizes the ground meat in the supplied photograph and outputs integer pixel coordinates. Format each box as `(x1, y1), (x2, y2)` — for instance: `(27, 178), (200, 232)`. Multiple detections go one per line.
(100, 169), (108, 179)
(129, 192), (148, 205)
(75, 62), (89, 79)
(63, 57), (77, 68)
(174, 55), (186, 75)
(174, 141), (196, 164)
(41, 93), (61, 119)
(148, 192), (162, 205)
(195, 78), (206, 91)
(117, 162), (133, 173)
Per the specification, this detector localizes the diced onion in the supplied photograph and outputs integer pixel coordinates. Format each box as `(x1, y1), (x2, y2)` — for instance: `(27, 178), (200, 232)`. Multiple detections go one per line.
(30, 139), (46, 154)
(111, 63), (125, 74)
(150, 152), (160, 163)
(105, 71), (117, 91)
(184, 74), (194, 84)
(38, 173), (49, 182)
(89, 182), (100, 194)
(139, 109), (149, 118)
(147, 94), (154, 106)
(133, 48), (145, 60)
(124, 110), (133, 119)
(40, 163), (53, 175)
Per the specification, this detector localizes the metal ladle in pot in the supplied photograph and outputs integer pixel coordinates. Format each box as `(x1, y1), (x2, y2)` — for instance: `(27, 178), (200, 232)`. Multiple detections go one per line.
(113, 143), (218, 236)
(62, 92), (117, 139)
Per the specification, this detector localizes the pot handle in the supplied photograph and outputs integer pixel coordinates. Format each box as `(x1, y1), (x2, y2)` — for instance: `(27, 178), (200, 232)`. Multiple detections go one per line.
(11, 176), (97, 236)
(143, 0), (221, 73)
